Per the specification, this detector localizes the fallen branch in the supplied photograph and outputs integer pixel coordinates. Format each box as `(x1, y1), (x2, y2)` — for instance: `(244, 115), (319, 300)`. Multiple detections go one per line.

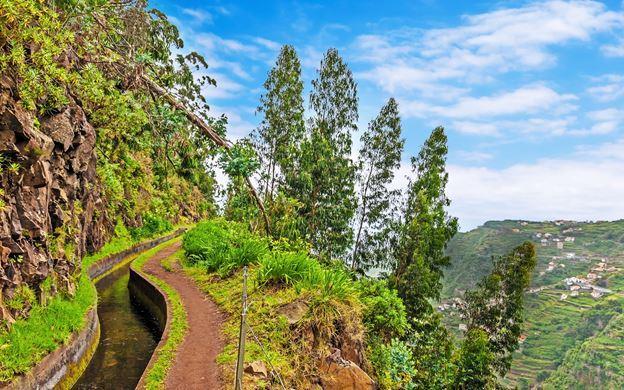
(140, 75), (271, 236)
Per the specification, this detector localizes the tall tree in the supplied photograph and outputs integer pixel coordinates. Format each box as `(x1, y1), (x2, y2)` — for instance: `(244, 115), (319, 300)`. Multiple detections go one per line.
(254, 45), (305, 202)
(453, 328), (497, 389)
(351, 98), (404, 272)
(390, 126), (458, 317)
(296, 48), (358, 259)
(462, 241), (537, 377)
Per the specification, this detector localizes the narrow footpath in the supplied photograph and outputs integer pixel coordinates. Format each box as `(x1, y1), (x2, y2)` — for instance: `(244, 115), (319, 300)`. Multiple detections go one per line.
(142, 241), (225, 389)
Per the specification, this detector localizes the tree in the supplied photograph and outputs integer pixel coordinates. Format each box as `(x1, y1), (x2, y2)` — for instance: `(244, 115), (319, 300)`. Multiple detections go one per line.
(351, 98), (404, 272)
(295, 48), (358, 259)
(463, 241), (537, 377)
(254, 45), (305, 202)
(390, 126), (458, 317)
(453, 328), (496, 389)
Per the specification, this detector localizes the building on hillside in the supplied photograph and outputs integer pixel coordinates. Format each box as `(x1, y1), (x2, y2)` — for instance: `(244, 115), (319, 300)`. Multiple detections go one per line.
(560, 293), (568, 300)
(557, 242), (564, 249)
(570, 290), (579, 297)
(564, 236), (575, 242)
(591, 290), (603, 299)
(569, 285), (581, 292)
(565, 277), (583, 286)
(458, 324), (467, 331)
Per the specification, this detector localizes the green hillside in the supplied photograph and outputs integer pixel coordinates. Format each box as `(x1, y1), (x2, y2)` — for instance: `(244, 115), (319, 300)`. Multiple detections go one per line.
(442, 220), (624, 388)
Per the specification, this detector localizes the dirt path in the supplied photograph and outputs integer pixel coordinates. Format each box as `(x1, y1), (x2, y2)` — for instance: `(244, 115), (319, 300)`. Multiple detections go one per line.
(143, 241), (225, 389)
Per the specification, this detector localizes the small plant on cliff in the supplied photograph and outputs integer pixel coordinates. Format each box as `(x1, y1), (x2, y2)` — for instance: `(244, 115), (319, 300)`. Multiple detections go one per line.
(256, 251), (320, 287)
(7, 162), (20, 175)
(5, 285), (36, 315)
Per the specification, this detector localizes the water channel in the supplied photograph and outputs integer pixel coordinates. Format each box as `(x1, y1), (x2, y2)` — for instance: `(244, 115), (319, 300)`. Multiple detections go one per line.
(74, 262), (159, 389)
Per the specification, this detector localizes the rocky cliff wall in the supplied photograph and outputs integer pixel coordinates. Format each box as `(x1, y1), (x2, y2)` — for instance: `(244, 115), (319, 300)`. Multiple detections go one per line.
(0, 88), (111, 325)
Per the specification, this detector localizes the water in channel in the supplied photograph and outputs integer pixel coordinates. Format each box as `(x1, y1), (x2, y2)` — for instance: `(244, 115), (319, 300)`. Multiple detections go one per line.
(74, 262), (159, 389)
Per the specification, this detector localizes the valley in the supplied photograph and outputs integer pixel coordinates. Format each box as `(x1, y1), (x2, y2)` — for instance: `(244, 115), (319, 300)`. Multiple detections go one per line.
(442, 220), (624, 388)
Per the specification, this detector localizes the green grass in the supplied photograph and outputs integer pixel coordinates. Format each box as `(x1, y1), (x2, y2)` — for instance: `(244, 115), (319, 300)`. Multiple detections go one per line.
(132, 241), (188, 390)
(0, 272), (96, 382)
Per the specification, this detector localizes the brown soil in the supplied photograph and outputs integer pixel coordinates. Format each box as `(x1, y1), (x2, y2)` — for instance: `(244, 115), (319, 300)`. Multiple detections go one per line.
(143, 241), (226, 389)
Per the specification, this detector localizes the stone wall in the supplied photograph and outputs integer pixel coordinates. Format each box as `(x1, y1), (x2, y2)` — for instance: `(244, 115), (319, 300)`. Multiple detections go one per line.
(0, 89), (111, 325)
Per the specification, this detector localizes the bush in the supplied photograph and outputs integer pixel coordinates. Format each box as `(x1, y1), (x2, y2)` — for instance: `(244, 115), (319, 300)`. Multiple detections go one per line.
(369, 339), (417, 390)
(130, 212), (173, 240)
(300, 267), (355, 302)
(357, 278), (409, 341)
(183, 219), (268, 277)
(256, 251), (320, 287)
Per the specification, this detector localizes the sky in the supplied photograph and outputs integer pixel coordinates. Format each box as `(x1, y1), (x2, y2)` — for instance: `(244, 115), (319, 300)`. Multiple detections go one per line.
(153, 0), (624, 230)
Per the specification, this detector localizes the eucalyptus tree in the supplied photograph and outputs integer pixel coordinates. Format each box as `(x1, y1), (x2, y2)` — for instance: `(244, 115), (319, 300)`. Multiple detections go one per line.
(351, 98), (404, 272)
(390, 126), (458, 317)
(462, 241), (537, 378)
(254, 45), (305, 202)
(296, 48), (358, 259)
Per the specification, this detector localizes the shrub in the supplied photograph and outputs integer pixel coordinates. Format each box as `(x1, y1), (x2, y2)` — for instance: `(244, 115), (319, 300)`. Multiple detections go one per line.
(256, 251), (320, 287)
(183, 219), (268, 277)
(183, 219), (232, 264)
(300, 268), (355, 302)
(130, 212), (173, 240)
(6, 285), (36, 313)
(369, 338), (417, 390)
(357, 278), (409, 341)
(216, 238), (268, 277)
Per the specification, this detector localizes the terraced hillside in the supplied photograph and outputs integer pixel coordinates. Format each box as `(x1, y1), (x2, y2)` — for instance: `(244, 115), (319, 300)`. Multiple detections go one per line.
(441, 220), (624, 388)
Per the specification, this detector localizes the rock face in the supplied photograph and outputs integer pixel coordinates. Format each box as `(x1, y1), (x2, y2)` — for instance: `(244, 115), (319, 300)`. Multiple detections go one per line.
(319, 349), (375, 390)
(0, 88), (111, 325)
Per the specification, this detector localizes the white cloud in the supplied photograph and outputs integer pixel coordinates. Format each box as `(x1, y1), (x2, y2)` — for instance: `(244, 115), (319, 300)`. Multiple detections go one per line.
(357, 1), (624, 93)
(601, 39), (624, 57)
(211, 105), (257, 140)
(457, 151), (494, 162)
(445, 138), (624, 230)
(196, 33), (257, 53)
(201, 72), (244, 100)
(182, 8), (213, 24)
(452, 121), (500, 136)
(587, 74), (624, 102)
(253, 37), (281, 51)
(402, 84), (577, 120)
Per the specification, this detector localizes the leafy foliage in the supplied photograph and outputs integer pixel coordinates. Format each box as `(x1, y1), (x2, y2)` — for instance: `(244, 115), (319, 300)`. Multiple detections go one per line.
(182, 219), (269, 277)
(369, 339), (417, 390)
(129, 213), (173, 240)
(357, 278), (408, 341)
(391, 126), (458, 317)
(294, 48), (358, 259)
(453, 328), (496, 389)
(463, 242), (537, 378)
(352, 98), (404, 272)
(254, 45), (305, 202)
(256, 251), (321, 287)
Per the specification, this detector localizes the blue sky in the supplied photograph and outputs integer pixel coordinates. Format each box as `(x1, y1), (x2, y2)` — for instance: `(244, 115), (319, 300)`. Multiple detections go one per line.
(154, 0), (624, 230)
